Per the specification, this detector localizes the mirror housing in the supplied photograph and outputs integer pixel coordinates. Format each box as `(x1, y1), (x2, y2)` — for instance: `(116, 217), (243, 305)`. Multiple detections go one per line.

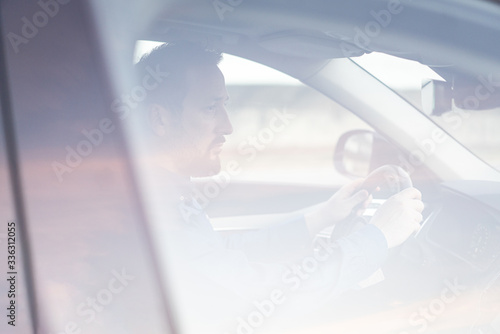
(333, 130), (374, 177)
(334, 130), (404, 178)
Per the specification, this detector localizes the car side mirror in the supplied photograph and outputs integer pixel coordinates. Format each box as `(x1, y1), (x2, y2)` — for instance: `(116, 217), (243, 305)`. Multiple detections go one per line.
(333, 130), (374, 177)
(334, 130), (403, 178)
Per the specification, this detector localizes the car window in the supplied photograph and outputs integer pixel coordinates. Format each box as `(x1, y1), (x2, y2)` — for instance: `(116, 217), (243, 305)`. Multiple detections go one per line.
(431, 107), (500, 171)
(220, 62), (373, 186)
(353, 52), (500, 171)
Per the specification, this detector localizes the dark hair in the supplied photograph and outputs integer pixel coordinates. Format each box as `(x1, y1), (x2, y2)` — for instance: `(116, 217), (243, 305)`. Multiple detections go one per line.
(135, 41), (223, 114)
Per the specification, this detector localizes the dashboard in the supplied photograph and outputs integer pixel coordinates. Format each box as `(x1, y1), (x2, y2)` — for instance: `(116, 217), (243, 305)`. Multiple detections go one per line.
(423, 181), (500, 272)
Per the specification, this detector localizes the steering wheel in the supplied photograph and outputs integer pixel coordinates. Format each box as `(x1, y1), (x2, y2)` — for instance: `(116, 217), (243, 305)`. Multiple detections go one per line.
(330, 164), (413, 240)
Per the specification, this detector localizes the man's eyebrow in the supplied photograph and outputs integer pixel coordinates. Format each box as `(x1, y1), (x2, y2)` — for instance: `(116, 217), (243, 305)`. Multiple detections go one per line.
(202, 94), (229, 105)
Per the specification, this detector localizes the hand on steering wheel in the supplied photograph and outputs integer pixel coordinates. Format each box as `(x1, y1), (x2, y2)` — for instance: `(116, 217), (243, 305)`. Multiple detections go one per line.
(331, 165), (424, 248)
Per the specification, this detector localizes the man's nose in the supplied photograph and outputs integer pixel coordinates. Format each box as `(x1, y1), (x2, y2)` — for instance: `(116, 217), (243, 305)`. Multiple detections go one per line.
(216, 107), (233, 135)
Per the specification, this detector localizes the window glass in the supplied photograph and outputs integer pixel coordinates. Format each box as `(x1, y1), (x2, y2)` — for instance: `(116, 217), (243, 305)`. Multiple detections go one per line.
(431, 107), (500, 171)
(221, 75), (372, 186)
(353, 52), (500, 171)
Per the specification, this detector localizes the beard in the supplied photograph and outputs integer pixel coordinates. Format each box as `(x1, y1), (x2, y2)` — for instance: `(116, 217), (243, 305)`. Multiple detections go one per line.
(185, 152), (221, 177)
(163, 127), (223, 177)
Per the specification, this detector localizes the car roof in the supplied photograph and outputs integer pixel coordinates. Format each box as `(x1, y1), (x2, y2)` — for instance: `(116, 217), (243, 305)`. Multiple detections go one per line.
(141, 0), (500, 77)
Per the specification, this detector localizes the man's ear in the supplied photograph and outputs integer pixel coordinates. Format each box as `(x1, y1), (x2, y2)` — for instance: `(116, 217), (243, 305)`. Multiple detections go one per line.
(148, 104), (170, 136)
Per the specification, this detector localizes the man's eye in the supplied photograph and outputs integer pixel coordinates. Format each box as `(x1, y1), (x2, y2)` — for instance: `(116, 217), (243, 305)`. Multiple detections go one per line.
(204, 105), (217, 116)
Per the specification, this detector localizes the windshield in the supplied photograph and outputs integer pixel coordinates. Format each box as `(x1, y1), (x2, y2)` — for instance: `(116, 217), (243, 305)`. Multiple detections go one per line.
(352, 52), (500, 171)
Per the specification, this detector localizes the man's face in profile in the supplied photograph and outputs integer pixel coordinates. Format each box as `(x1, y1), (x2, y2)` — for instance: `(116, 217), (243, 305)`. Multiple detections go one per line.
(158, 64), (233, 177)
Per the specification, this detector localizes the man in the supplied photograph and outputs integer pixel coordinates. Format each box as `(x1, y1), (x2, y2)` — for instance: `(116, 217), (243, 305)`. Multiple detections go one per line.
(134, 42), (424, 333)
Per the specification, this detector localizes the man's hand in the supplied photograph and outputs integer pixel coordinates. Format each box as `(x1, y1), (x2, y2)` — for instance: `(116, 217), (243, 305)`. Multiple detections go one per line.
(369, 187), (424, 248)
(305, 179), (371, 236)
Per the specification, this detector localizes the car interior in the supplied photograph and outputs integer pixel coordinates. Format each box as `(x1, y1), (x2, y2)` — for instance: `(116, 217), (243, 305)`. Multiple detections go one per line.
(1, 0), (500, 333)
